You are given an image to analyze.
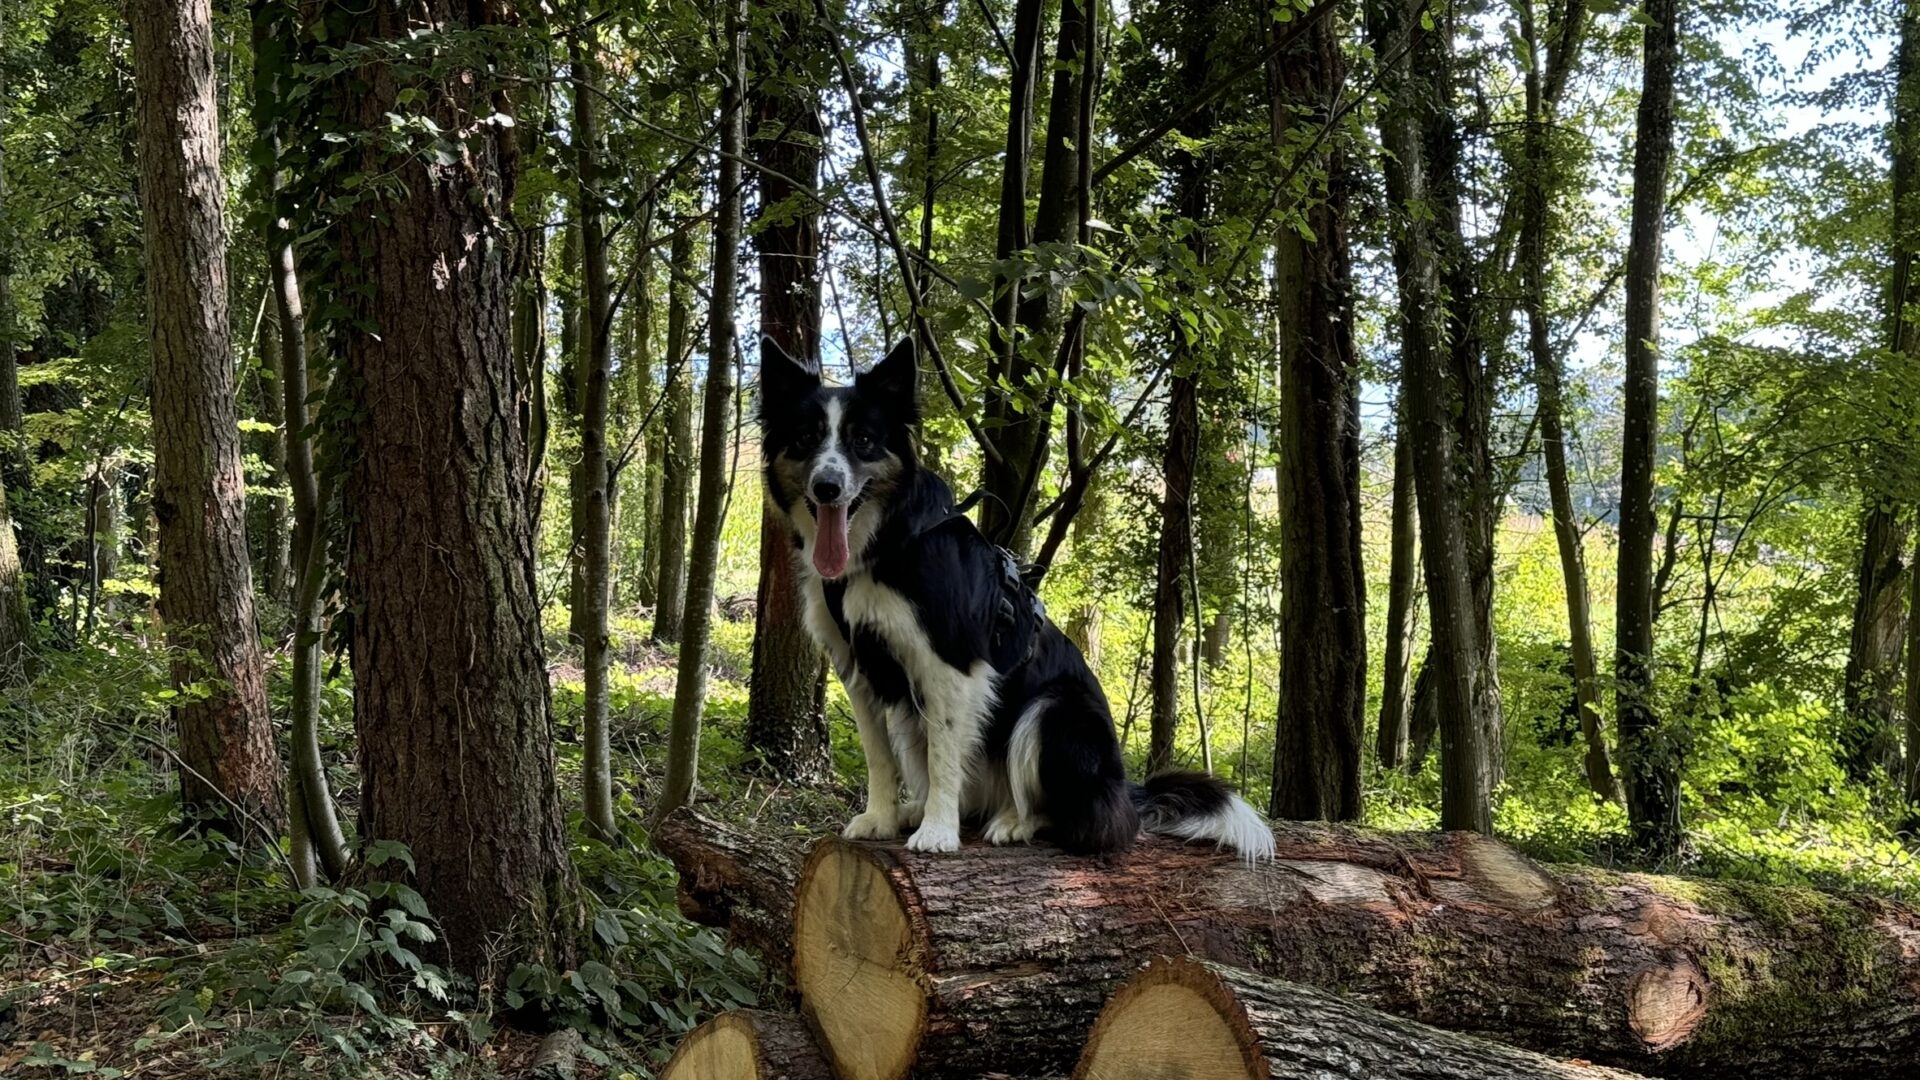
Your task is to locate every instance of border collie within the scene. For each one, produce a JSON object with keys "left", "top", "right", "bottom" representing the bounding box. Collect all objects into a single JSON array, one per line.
[{"left": 760, "top": 335, "right": 1274, "bottom": 859}]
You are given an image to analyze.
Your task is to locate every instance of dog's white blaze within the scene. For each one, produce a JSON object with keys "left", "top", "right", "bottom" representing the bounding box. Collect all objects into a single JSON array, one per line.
[
  {"left": 1147, "top": 793, "right": 1277, "bottom": 862},
  {"left": 811, "top": 397, "right": 851, "bottom": 495}
]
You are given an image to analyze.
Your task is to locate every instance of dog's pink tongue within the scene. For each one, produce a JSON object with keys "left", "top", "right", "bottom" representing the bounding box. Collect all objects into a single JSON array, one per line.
[{"left": 814, "top": 503, "right": 850, "bottom": 579}]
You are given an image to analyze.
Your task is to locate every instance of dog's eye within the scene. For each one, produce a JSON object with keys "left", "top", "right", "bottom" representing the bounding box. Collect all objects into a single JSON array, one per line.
[{"left": 851, "top": 432, "right": 877, "bottom": 455}]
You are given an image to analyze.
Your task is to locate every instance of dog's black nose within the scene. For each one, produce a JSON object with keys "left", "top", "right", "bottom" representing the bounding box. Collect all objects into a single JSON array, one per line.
[{"left": 811, "top": 477, "right": 843, "bottom": 504}]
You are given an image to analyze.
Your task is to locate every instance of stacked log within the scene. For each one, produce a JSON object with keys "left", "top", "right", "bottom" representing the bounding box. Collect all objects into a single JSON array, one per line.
[
  {"left": 1075, "top": 957, "right": 1643, "bottom": 1080},
  {"left": 654, "top": 809, "right": 1920, "bottom": 1079},
  {"left": 659, "top": 1010, "right": 834, "bottom": 1080}
]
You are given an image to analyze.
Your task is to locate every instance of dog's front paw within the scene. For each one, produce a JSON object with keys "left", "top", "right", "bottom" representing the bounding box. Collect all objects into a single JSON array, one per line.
[
  {"left": 897, "top": 799, "right": 925, "bottom": 829},
  {"left": 905, "top": 821, "right": 962, "bottom": 853},
  {"left": 983, "top": 810, "right": 1038, "bottom": 846},
  {"left": 842, "top": 809, "right": 900, "bottom": 841}
]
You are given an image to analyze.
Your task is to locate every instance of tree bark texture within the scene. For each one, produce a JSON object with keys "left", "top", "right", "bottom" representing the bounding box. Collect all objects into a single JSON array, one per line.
[
  {"left": 1147, "top": 17, "right": 1213, "bottom": 779},
  {"left": 248, "top": 308, "right": 291, "bottom": 606},
  {"left": 321, "top": 0, "right": 579, "bottom": 977},
  {"left": 652, "top": 809, "right": 812, "bottom": 967},
  {"left": 1369, "top": 0, "right": 1492, "bottom": 832},
  {"left": 1378, "top": 406, "right": 1419, "bottom": 770},
  {"left": 571, "top": 17, "right": 618, "bottom": 845},
  {"left": 652, "top": 220, "right": 695, "bottom": 644},
  {"left": 1520, "top": 0, "right": 1619, "bottom": 805},
  {"left": 746, "top": 0, "right": 830, "bottom": 783},
  {"left": 978, "top": 0, "right": 1048, "bottom": 553},
  {"left": 661, "top": 1009, "right": 835, "bottom": 1080},
  {"left": 758, "top": 826, "right": 1920, "bottom": 1080},
  {"left": 1269, "top": 10, "right": 1364, "bottom": 822},
  {"left": 132, "top": 0, "right": 282, "bottom": 833},
  {"left": 655, "top": 5, "right": 745, "bottom": 823},
  {"left": 1076, "top": 957, "right": 1646, "bottom": 1080},
  {"left": 1846, "top": 1, "right": 1920, "bottom": 783},
  {"left": 1616, "top": 0, "right": 1681, "bottom": 855}
]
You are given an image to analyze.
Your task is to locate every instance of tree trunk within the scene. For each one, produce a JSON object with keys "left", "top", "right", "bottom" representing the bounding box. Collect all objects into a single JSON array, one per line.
[
  {"left": 1521, "top": 0, "right": 1619, "bottom": 805},
  {"left": 0, "top": 45, "right": 29, "bottom": 678},
  {"left": 1846, "top": 2, "right": 1920, "bottom": 783},
  {"left": 1147, "top": 16, "right": 1213, "bottom": 779},
  {"left": 662, "top": 1010, "right": 835, "bottom": 1080},
  {"left": 764, "top": 826, "right": 1920, "bottom": 1080},
  {"left": 571, "top": 16, "right": 617, "bottom": 845},
  {"left": 1906, "top": 530, "right": 1920, "bottom": 816},
  {"left": 978, "top": 0, "right": 1048, "bottom": 552},
  {"left": 1370, "top": 0, "right": 1492, "bottom": 832},
  {"left": 1378, "top": 406, "right": 1419, "bottom": 770},
  {"left": 1616, "top": 0, "right": 1681, "bottom": 856},
  {"left": 320, "top": 0, "right": 580, "bottom": 978},
  {"left": 652, "top": 220, "right": 695, "bottom": 645},
  {"left": 253, "top": 0, "right": 347, "bottom": 881},
  {"left": 746, "top": 0, "right": 830, "bottom": 784},
  {"left": 132, "top": 0, "right": 282, "bottom": 835},
  {"left": 1269, "top": 9, "right": 1364, "bottom": 822},
  {"left": 249, "top": 306, "right": 291, "bottom": 606},
  {"left": 1077, "top": 957, "right": 1647, "bottom": 1080},
  {"left": 654, "top": 0, "right": 745, "bottom": 826}
]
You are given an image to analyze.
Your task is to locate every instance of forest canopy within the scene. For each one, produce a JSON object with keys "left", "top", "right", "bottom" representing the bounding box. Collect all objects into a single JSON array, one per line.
[{"left": 4, "top": 0, "right": 1920, "bottom": 1075}]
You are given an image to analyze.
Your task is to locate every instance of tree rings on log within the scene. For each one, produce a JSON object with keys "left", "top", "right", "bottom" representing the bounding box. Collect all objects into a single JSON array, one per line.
[
  {"left": 660, "top": 1010, "right": 835, "bottom": 1080},
  {"left": 1075, "top": 958, "right": 1648, "bottom": 1080}
]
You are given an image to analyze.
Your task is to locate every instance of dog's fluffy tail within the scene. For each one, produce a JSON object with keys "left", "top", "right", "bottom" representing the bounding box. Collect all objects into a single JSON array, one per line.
[{"left": 1131, "top": 772, "right": 1276, "bottom": 860}]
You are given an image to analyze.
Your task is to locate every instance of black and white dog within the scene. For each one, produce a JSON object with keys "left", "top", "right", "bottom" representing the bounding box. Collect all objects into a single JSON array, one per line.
[{"left": 760, "top": 336, "right": 1273, "bottom": 858}]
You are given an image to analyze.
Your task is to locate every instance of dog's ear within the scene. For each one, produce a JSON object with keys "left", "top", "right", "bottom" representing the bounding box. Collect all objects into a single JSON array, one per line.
[
  {"left": 759, "top": 335, "right": 819, "bottom": 424},
  {"left": 856, "top": 337, "right": 921, "bottom": 422}
]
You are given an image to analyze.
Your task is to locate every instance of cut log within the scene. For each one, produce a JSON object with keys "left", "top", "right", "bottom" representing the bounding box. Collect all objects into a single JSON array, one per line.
[
  {"left": 1076, "top": 957, "right": 1646, "bottom": 1080},
  {"left": 661, "top": 1010, "right": 834, "bottom": 1080},
  {"left": 652, "top": 808, "right": 814, "bottom": 971},
  {"left": 777, "top": 827, "right": 1920, "bottom": 1080}
]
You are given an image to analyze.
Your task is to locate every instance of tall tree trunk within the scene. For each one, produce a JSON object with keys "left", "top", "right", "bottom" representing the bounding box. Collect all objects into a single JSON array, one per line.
[
  {"left": 1845, "top": 1, "right": 1920, "bottom": 783},
  {"left": 652, "top": 221, "right": 696, "bottom": 644},
  {"left": 0, "top": 34, "right": 31, "bottom": 681},
  {"left": 978, "top": 0, "right": 1048, "bottom": 552},
  {"left": 0, "top": 25, "right": 40, "bottom": 634},
  {"left": 249, "top": 307, "right": 291, "bottom": 605},
  {"left": 1269, "top": 9, "right": 1364, "bottom": 821},
  {"left": 558, "top": 223, "right": 588, "bottom": 648},
  {"left": 132, "top": 0, "right": 282, "bottom": 835},
  {"left": 1616, "top": 0, "right": 1681, "bottom": 856},
  {"left": 1520, "top": 0, "right": 1619, "bottom": 804},
  {"left": 656, "top": 0, "right": 745, "bottom": 825},
  {"left": 1370, "top": 0, "right": 1492, "bottom": 833},
  {"left": 571, "top": 16, "right": 618, "bottom": 845},
  {"left": 1906, "top": 532, "right": 1920, "bottom": 818},
  {"left": 255, "top": 0, "right": 347, "bottom": 882},
  {"left": 320, "top": 0, "right": 580, "bottom": 976},
  {"left": 746, "top": 0, "right": 831, "bottom": 783},
  {"left": 1148, "top": 11, "right": 1212, "bottom": 778},
  {"left": 1377, "top": 406, "right": 1418, "bottom": 770}
]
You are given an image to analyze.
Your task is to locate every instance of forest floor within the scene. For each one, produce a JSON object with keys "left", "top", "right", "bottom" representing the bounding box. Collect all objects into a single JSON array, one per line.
[{"left": 0, "top": 613, "right": 857, "bottom": 1079}]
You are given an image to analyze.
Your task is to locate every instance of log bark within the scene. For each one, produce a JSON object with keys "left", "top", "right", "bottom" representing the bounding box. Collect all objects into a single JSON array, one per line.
[
  {"left": 1077, "top": 957, "right": 1645, "bottom": 1080},
  {"left": 662, "top": 1010, "right": 834, "bottom": 1080},
  {"left": 754, "top": 826, "right": 1920, "bottom": 1080},
  {"left": 652, "top": 808, "right": 812, "bottom": 969}
]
